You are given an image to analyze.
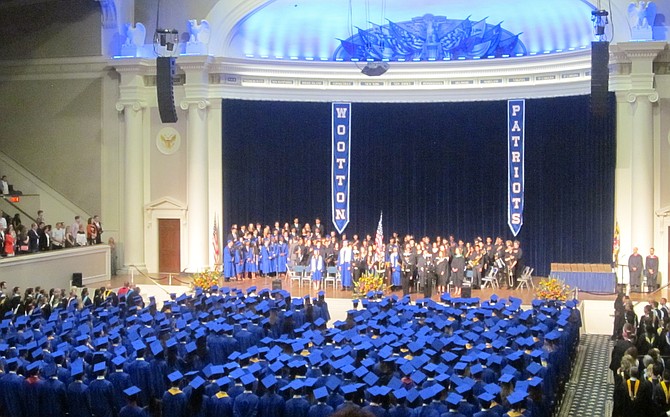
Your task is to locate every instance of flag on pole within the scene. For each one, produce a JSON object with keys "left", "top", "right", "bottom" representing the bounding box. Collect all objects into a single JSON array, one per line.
[
  {"left": 612, "top": 220, "right": 620, "bottom": 265},
  {"left": 375, "top": 212, "right": 384, "bottom": 259},
  {"left": 212, "top": 215, "right": 221, "bottom": 270}
]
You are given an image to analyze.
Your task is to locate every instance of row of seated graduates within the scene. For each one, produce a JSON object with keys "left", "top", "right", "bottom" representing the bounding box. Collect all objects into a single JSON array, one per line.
[{"left": 0, "top": 283, "right": 580, "bottom": 417}]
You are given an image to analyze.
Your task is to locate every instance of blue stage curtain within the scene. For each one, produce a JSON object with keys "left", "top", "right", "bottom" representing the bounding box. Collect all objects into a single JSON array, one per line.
[{"left": 222, "top": 95, "right": 615, "bottom": 276}]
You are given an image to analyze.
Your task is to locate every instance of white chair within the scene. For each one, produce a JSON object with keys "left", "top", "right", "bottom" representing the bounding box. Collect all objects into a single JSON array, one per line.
[
  {"left": 516, "top": 266, "right": 534, "bottom": 290},
  {"left": 324, "top": 266, "right": 337, "bottom": 289},
  {"left": 289, "top": 265, "right": 303, "bottom": 286},
  {"left": 481, "top": 267, "right": 499, "bottom": 288}
]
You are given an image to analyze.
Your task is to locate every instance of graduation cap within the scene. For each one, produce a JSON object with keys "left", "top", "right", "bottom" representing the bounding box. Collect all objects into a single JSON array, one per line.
[
  {"left": 71, "top": 360, "right": 85, "bottom": 377},
  {"left": 446, "top": 392, "right": 463, "bottom": 408},
  {"left": 190, "top": 376, "right": 206, "bottom": 389},
  {"left": 478, "top": 392, "right": 496, "bottom": 404},
  {"left": 124, "top": 386, "right": 142, "bottom": 397},
  {"left": 112, "top": 356, "right": 126, "bottom": 367},
  {"left": 313, "top": 386, "right": 329, "bottom": 401},
  {"left": 499, "top": 373, "right": 515, "bottom": 383},
  {"left": 261, "top": 374, "right": 277, "bottom": 389},
  {"left": 340, "top": 384, "right": 358, "bottom": 395},
  {"left": 241, "top": 372, "right": 256, "bottom": 387},
  {"left": 507, "top": 391, "right": 527, "bottom": 407},
  {"left": 363, "top": 371, "right": 380, "bottom": 386},
  {"left": 168, "top": 371, "right": 183, "bottom": 383},
  {"left": 131, "top": 340, "right": 146, "bottom": 353}
]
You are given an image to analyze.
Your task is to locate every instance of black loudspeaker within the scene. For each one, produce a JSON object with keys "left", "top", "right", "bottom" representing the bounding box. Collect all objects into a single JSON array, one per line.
[
  {"left": 272, "top": 279, "right": 282, "bottom": 290},
  {"left": 461, "top": 283, "right": 472, "bottom": 298},
  {"left": 591, "top": 41, "right": 610, "bottom": 115},
  {"left": 156, "top": 57, "right": 178, "bottom": 123},
  {"left": 72, "top": 273, "right": 83, "bottom": 287}
]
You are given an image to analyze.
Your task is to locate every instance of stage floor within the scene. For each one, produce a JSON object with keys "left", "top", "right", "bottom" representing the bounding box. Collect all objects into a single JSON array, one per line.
[{"left": 106, "top": 273, "right": 659, "bottom": 336}]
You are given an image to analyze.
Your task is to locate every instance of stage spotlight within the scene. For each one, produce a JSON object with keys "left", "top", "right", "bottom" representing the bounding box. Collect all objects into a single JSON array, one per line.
[
  {"left": 361, "top": 62, "right": 390, "bottom": 76},
  {"left": 154, "top": 28, "right": 180, "bottom": 57},
  {"left": 591, "top": 9, "right": 609, "bottom": 42}
]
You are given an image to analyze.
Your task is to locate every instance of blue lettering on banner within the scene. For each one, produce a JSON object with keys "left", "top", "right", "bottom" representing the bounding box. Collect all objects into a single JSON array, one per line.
[
  {"left": 332, "top": 102, "right": 351, "bottom": 234},
  {"left": 508, "top": 99, "right": 524, "bottom": 236}
]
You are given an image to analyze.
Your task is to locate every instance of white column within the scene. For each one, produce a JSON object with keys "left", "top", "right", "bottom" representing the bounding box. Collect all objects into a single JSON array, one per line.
[
  {"left": 116, "top": 100, "right": 146, "bottom": 270},
  {"left": 181, "top": 100, "right": 210, "bottom": 272},
  {"left": 628, "top": 92, "right": 658, "bottom": 251}
]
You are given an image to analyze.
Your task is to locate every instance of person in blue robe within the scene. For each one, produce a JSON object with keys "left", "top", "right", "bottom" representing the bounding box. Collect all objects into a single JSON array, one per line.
[
  {"left": 234, "top": 321, "right": 255, "bottom": 352},
  {"left": 186, "top": 377, "right": 209, "bottom": 417},
  {"left": 284, "top": 388, "right": 310, "bottom": 417},
  {"left": 40, "top": 367, "right": 69, "bottom": 417},
  {"left": 260, "top": 240, "right": 273, "bottom": 276},
  {"left": 127, "top": 345, "right": 153, "bottom": 407},
  {"left": 338, "top": 240, "right": 354, "bottom": 290},
  {"left": 0, "top": 358, "right": 25, "bottom": 417},
  {"left": 119, "top": 386, "right": 148, "bottom": 417},
  {"left": 232, "top": 374, "right": 260, "bottom": 417},
  {"left": 243, "top": 241, "right": 258, "bottom": 279},
  {"left": 89, "top": 364, "right": 117, "bottom": 417},
  {"left": 23, "top": 362, "right": 44, "bottom": 416},
  {"left": 308, "top": 386, "right": 334, "bottom": 417},
  {"left": 390, "top": 246, "right": 402, "bottom": 288},
  {"left": 310, "top": 249, "right": 326, "bottom": 291},
  {"left": 208, "top": 379, "right": 234, "bottom": 417},
  {"left": 259, "top": 375, "right": 285, "bottom": 417},
  {"left": 223, "top": 241, "right": 237, "bottom": 282},
  {"left": 109, "top": 356, "right": 133, "bottom": 411},
  {"left": 162, "top": 372, "right": 188, "bottom": 417},
  {"left": 67, "top": 366, "right": 93, "bottom": 417}
]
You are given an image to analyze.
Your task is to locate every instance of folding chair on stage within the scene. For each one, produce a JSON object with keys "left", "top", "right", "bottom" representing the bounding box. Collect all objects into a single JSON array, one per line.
[
  {"left": 324, "top": 266, "right": 338, "bottom": 289},
  {"left": 289, "top": 265, "right": 303, "bottom": 286},
  {"left": 301, "top": 267, "right": 312, "bottom": 287},
  {"left": 516, "top": 266, "right": 534, "bottom": 290},
  {"left": 481, "top": 267, "right": 500, "bottom": 288}
]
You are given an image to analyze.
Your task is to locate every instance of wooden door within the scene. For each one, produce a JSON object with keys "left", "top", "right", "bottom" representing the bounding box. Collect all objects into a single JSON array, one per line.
[{"left": 158, "top": 219, "right": 180, "bottom": 273}]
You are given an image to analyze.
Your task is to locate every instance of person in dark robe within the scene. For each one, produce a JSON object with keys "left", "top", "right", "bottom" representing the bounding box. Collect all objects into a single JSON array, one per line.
[
  {"left": 646, "top": 248, "right": 659, "bottom": 291},
  {"left": 612, "top": 291, "right": 626, "bottom": 341},
  {"left": 610, "top": 323, "right": 636, "bottom": 381},
  {"left": 629, "top": 247, "right": 644, "bottom": 292},
  {"left": 450, "top": 247, "right": 466, "bottom": 297},
  {"left": 284, "top": 380, "right": 310, "bottom": 417}
]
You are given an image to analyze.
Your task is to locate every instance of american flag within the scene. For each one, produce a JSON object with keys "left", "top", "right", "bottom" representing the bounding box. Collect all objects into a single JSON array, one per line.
[
  {"left": 612, "top": 220, "right": 620, "bottom": 265},
  {"left": 375, "top": 212, "right": 384, "bottom": 258},
  {"left": 212, "top": 216, "right": 221, "bottom": 270}
]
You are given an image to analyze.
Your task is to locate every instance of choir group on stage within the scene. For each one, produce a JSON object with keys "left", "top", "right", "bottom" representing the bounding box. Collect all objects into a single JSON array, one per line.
[
  {"left": 222, "top": 218, "right": 525, "bottom": 297},
  {"left": 0, "top": 277, "right": 581, "bottom": 417}
]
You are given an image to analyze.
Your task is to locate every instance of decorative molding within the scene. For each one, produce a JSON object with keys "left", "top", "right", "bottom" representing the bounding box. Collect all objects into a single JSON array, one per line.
[
  {"left": 180, "top": 100, "right": 210, "bottom": 111},
  {"left": 96, "top": 0, "right": 118, "bottom": 29},
  {"left": 115, "top": 100, "right": 147, "bottom": 112},
  {"left": 625, "top": 91, "right": 659, "bottom": 103}
]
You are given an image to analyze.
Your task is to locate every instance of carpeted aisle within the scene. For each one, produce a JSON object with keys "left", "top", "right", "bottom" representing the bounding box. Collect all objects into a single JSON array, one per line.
[{"left": 558, "top": 334, "right": 613, "bottom": 417}]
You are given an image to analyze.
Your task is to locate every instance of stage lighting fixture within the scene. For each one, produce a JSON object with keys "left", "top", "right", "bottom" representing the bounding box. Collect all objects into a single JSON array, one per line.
[
  {"left": 591, "top": 9, "right": 609, "bottom": 42},
  {"left": 154, "top": 28, "right": 180, "bottom": 57}
]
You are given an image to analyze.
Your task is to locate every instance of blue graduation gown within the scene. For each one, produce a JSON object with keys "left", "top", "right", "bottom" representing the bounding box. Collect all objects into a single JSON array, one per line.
[
  {"left": 388, "top": 405, "right": 413, "bottom": 417},
  {"left": 224, "top": 246, "right": 236, "bottom": 279},
  {"left": 390, "top": 253, "right": 401, "bottom": 286},
  {"left": 284, "top": 396, "right": 311, "bottom": 417},
  {"left": 119, "top": 404, "right": 148, "bottom": 417},
  {"left": 162, "top": 388, "right": 188, "bottom": 417},
  {"left": 338, "top": 247, "right": 353, "bottom": 287},
  {"left": 208, "top": 392, "right": 234, "bottom": 417},
  {"left": 260, "top": 246, "right": 273, "bottom": 274},
  {"left": 150, "top": 358, "right": 169, "bottom": 400},
  {"left": 39, "top": 377, "right": 69, "bottom": 417},
  {"left": 127, "top": 359, "right": 152, "bottom": 406},
  {"left": 362, "top": 404, "right": 388, "bottom": 417},
  {"left": 23, "top": 376, "right": 44, "bottom": 416},
  {"left": 308, "top": 402, "right": 334, "bottom": 417},
  {"left": 233, "top": 391, "right": 260, "bottom": 417},
  {"left": 259, "top": 392, "right": 285, "bottom": 417},
  {"left": 277, "top": 242, "right": 288, "bottom": 273},
  {"left": 89, "top": 377, "right": 117, "bottom": 417},
  {"left": 0, "top": 371, "right": 26, "bottom": 417},
  {"left": 67, "top": 381, "right": 93, "bottom": 417},
  {"left": 109, "top": 370, "right": 132, "bottom": 411}
]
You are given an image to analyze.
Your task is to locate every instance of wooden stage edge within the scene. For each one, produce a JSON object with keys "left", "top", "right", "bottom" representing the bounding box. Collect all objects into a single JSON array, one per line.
[{"left": 107, "top": 273, "right": 664, "bottom": 305}]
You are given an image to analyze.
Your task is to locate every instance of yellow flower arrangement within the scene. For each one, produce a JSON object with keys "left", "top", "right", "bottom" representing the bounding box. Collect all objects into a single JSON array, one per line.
[
  {"left": 535, "top": 277, "right": 571, "bottom": 301},
  {"left": 192, "top": 268, "right": 220, "bottom": 291},
  {"left": 354, "top": 271, "right": 387, "bottom": 298}
]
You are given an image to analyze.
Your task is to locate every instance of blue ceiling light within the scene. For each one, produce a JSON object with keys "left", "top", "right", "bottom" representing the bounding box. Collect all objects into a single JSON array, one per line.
[{"left": 226, "top": 0, "right": 597, "bottom": 62}]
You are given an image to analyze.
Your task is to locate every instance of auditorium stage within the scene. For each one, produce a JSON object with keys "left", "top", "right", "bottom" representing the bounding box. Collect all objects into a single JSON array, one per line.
[{"left": 100, "top": 272, "right": 661, "bottom": 337}]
